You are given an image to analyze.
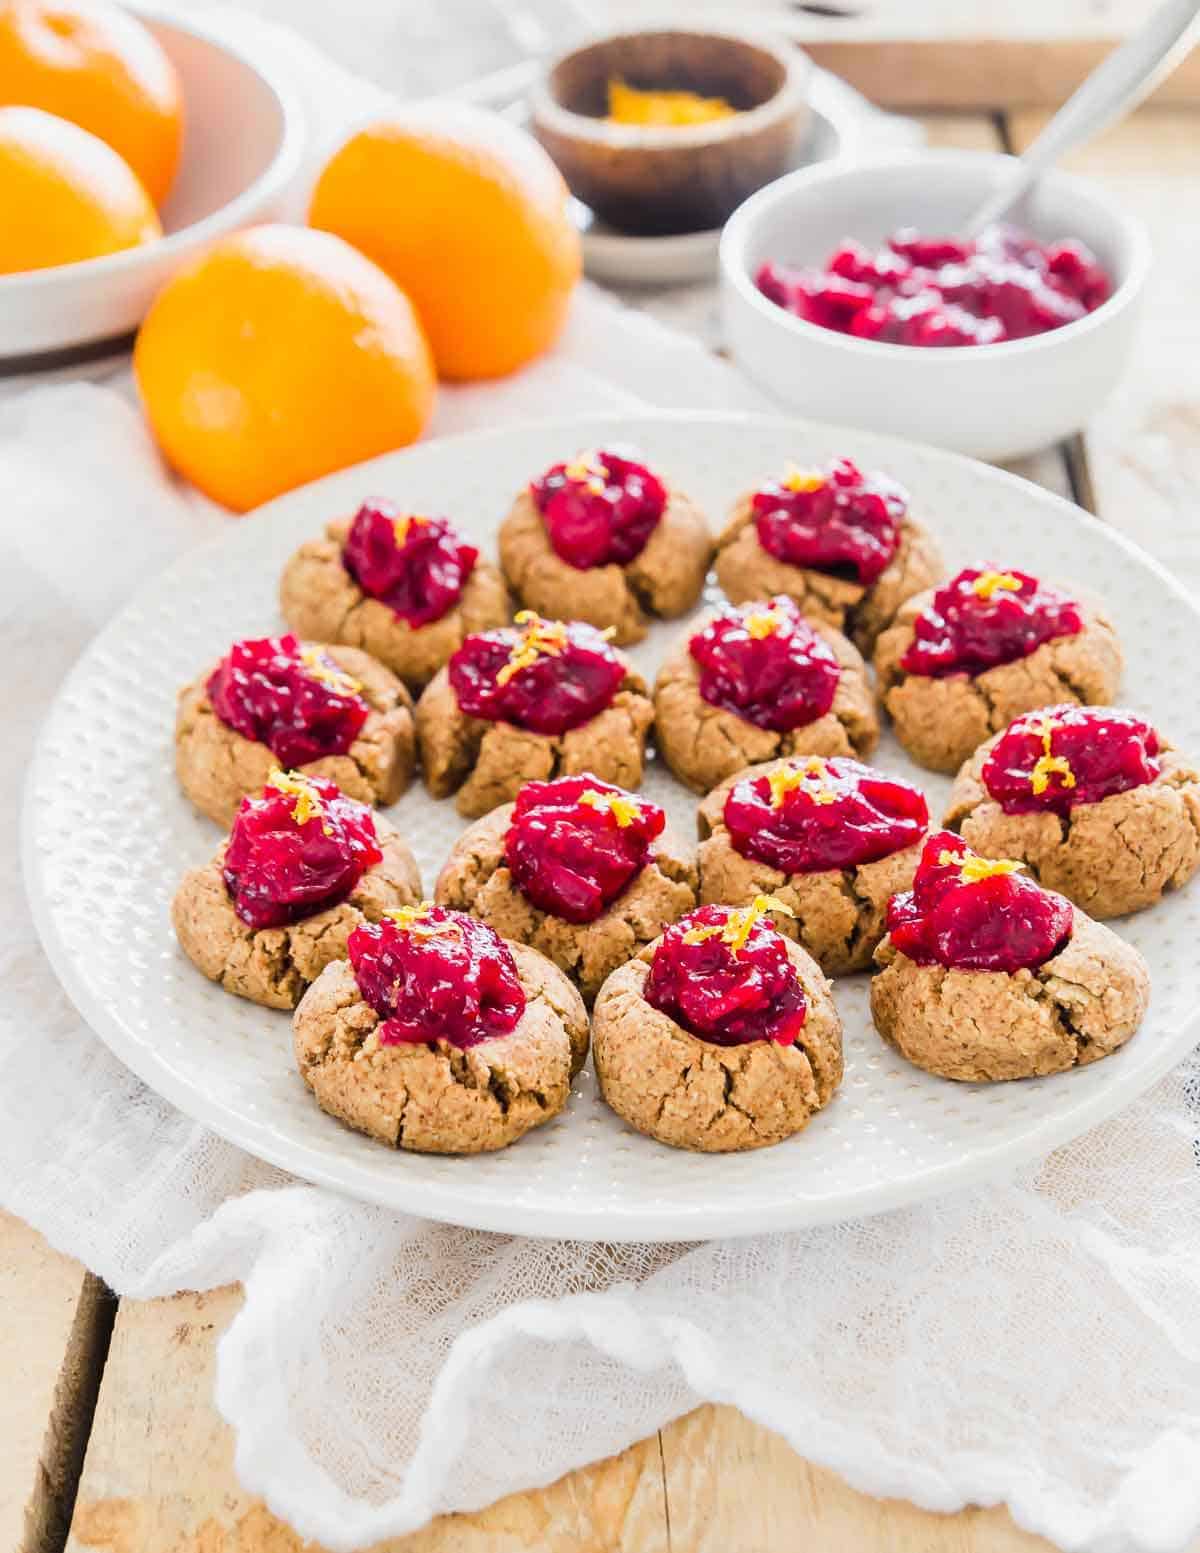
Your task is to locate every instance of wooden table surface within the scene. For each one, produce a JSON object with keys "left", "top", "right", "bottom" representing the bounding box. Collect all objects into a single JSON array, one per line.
[{"left": 5, "top": 26, "right": 1200, "bottom": 1553}]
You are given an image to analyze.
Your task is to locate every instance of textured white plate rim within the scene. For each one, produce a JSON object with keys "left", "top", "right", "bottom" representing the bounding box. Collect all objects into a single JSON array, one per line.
[{"left": 23, "top": 408, "right": 1200, "bottom": 1243}]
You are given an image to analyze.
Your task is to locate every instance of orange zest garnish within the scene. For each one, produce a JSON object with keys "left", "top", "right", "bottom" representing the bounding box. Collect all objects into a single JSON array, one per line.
[
  {"left": 606, "top": 78, "right": 736, "bottom": 127},
  {"left": 937, "top": 846, "right": 1024, "bottom": 885},
  {"left": 683, "top": 894, "right": 795, "bottom": 953},
  {"left": 766, "top": 756, "right": 839, "bottom": 808},
  {"left": 495, "top": 611, "right": 570, "bottom": 687},
  {"left": 780, "top": 462, "right": 825, "bottom": 495},
  {"left": 392, "top": 512, "right": 428, "bottom": 547},
  {"left": 266, "top": 768, "right": 325, "bottom": 828},
  {"left": 579, "top": 788, "right": 641, "bottom": 827},
  {"left": 971, "top": 570, "right": 1023, "bottom": 602},
  {"left": 383, "top": 901, "right": 458, "bottom": 941},
  {"left": 298, "top": 645, "right": 362, "bottom": 699},
  {"left": 564, "top": 450, "right": 609, "bottom": 496},
  {"left": 743, "top": 602, "right": 786, "bottom": 640},
  {"left": 1024, "top": 711, "right": 1077, "bottom": 797}
]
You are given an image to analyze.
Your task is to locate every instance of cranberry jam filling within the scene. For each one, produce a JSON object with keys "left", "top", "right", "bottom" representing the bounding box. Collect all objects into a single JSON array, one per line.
[
  {"left": 755, "top": 223, "right": 1111, "bottom": 347},
  {"left": 886, "top": 830, "right": 1072, "bottom": 972},
  {"left": 900, "top": 567, "right": 1084, "bottom": 678},
  {"left": 223, "top": 771, "right": 383, "bottom": 931},
  {"left": 724, "top": 756, "right": 928, "bottom": 875},
  {"left": 982, "top": 705, "right": 1161, "bottom": 817},
  {"left": 449, "top": 611, "right": 625, "bottom": 735},
  {"left": 505, "top": 775, "right": 666, "bottom": 924},
  {"left": 644, "top": 897, "right": 807, "bottom": 1047},
  {"left": 207, "top": 633, "right": 370, "bottom": 767},
  {"left": 341, "top": 500, "right": 478, "bottom": 628},
  {"left": 751, "top": 458, "right": 908, "bottom": 586},
  {"left": 347, "top": 904, "right": 526, "bottom": 1049},
  {"left": 531, "top": 448, "right": 667, "bottom": 570},
  {"left": 689, "top": 596, "right": 840, "bottom": 733}
]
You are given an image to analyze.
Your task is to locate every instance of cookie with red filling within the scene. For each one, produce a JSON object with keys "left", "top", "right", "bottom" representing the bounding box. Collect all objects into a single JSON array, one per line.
[
  {"left": 293, "top": 902, "right": 588, "bottom": 1154},
  {"left": 415, "top": 611, "right": 653, "bottom": 818},
  {"left": 944, "top": 705, "right": 1200, "bottom": 918},
  {"left": 653, "top": 596, "right": 878, "bottom": 794},
  {"left": 715, "top": 458, "right": 944, "bottom": 652},
  {"left": 176, "top": 633, "right": 416, "bottom": 825},
  {"left": 591, "top": 896, "right": 843, "bottom": 1152},
  {"left": 436, "top": 774, "right": 698, "bottom": 1002},
  {"left": 871, "top": 830, "right": 1150, "bottom": 1082},
  {"left": 172, "top": 771, "right": 422, "bottom": 1009},
  {"left": 499, "top": 448, "right": 713, "bottom": 645},
  {"left": 698, "top": 754, "right": 929, "bottom": 974},
  {"left": 279, "top": 500, "right": 510, "bottom": 692},
  {"left": 873, "top": 566, "right": 1122, "bottom": 773}
]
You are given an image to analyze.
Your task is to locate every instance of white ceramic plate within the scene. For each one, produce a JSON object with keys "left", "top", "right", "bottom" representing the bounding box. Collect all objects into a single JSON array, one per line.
[{"left": 24, "top": 412, "right": 1200, "bottom": 1242}]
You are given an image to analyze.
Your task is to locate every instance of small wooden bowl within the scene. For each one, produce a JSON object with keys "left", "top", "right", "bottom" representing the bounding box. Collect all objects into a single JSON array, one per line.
[{"left": 530, "top": 28, "right": 809, "bottom": 237}]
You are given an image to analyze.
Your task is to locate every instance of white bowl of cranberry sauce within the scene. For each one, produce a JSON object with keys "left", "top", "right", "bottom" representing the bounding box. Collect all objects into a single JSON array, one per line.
[{"left": 719, "top": 150, "right": 1150, "bottom": 461}]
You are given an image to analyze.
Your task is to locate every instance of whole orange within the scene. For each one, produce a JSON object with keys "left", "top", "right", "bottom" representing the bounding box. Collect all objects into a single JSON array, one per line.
[
  {"left": 309, "top": 105, "right": 581, "bottom": 382},
  {"left": 134, "top": 225, "right": 436, "bottom": 513},
  {"left": 0, "top": 0, "right": 182, "bottom": 205},
  {"left": 0, "top": 104, "right": 159, "bottom": 272}
]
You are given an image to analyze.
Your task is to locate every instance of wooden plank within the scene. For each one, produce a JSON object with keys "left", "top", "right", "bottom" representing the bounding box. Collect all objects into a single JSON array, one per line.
[
  {"left": 0, "top": 1211, "right": 112, "bottom": 1553},
  {"left": 1008, "top": 108, "right": 1200, "bottom": 589},
  {"left": 66, "top": 1286, "right": 669, "bottom": 1553},
  {"left": 660, "top": 1405, "right": 1066, "bottom": 1553}
]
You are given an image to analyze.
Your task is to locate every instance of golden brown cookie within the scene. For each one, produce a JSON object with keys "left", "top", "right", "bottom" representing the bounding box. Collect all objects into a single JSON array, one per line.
[
  {"left": 715, "top": 492, "right": 943, "bottom": 654},
  {"left": 279, "top": 515, "right": 510, "bottom": 693},
  {"left": 293, "top": 941, "right": 588, "bottom": 1154},
  {"left": 172, "top": 813, "right": 422, "bottom": 1010},
  {"left": 592, "top": 929, "right": 843, "bottom": 1153},
  {"left": 697, "top": 756, "right": 928, "bottom": 975},
  {"left": 436, "top": 798, "right": 698, "bottom": 1003},
  {"left": 945, "top": 720, "right": 1200, "bottom": 919},
  {"left": 871, "top": 912, "right": 1150, "bottom": 1082},
  {"left": 874, "top": 583, "right": 1122, "bottom": 775},
  {"left": 415, "top": 661, "right": 653, "bottom": 820},
  {"left": 176, "top": 643, "right": 415, "bottom": 826},
  {"left": 499, "top": 478, "right": 712, "bottom": 646},
  {"left": 653, "top": 608, "right": 878, "bottom": 795}
]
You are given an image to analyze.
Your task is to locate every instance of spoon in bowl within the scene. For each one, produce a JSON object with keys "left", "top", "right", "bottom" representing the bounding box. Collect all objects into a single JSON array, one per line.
[{"left": 966, "top": 0, "right": 1200, "bottom": 235}]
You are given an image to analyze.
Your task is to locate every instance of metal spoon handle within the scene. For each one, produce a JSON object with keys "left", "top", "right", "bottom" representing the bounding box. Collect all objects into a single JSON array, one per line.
[{"left": 966, "top": 0, "right": 1200, "bottom": 234}]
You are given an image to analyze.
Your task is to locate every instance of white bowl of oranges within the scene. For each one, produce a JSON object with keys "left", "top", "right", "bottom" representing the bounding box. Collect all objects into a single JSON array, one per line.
[{"left": 0, "top": 2, "right": 304, "bottom": 366}]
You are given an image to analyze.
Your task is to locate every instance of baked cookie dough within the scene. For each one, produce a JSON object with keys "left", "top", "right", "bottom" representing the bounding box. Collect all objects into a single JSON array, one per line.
[
  {"left": 176, "top": 634, "right": 415, "bottom": 826},
  {"left": 294, "top": 908, "right": 589, "bottom": 1154},
  {"left": 654, "top": 596, "right": 878, "bottom": 794},
  {"left": 592, "top": 898, "right": 843, "bottom": 1152},
  {"left": 279, "top": 503, "right": 510, "bottom": 693},
  {"left": 415, "top": 613, "right": 653, "bottom": 818},
  {"left": 870, "top": 830, "right": 1150, "bottom": 1081},
  {"left": 499, "top": 449, "right": 713, "bottom": 645},
  {"left": 874, "top": 567, "right": 1122, "bottom": 774},
  {"left": 715, "top": 458, "right": 943, "bottom": 652},
  {"left": 173, "top": 778, "right": 422, "bottom": 1010},
  {"left": 436, "top": 776, "right": 698, "bottom": 1002},
  {"left": 698, "top": 755, "right": 928, "bottom": 975},
  {"left": 945, "top": 705, "right": 1200, "bottom": 919}
]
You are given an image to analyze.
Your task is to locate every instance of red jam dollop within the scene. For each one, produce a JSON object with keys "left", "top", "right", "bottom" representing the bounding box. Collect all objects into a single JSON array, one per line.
[
  {"left": 751, "top": 458, "right": 908, "bottom": 586},
  {"left": 222, "top": 771, "right": 383, "bottom": 931},
  {"left": 644, "top": 897, "right": 807, "bottom": 1047},
  {"left": 689, "top": 596, "right": 840, "bottom": 732},
  {"left": 982, "top": 705, "right": 1161, "bottom": 816},
  {"left": 347, "top": 904, "right": 526, "bottom": 1049},
  {"left": 755, "top": 223, "right": 1111, "bottom": 347},
  {"left": 724, "top": 756, "right": 928, "bottom": 875},
  {"left": 207, "top": 633, "right": 370, "bottom": 767},
  {"left": 531, "top": 448, "right": 667, "bottom": 570},
  {"left": 886, "top": 830, "right": 1072, "bottom": 972},
  {"left": 505, "top": 775, "right": 666, "bottom": 924},
  {"left": 900, "top": 567, "right": 1084, "bottom": 678},
  {"left": 341, "top": 501, "right": 478, "bottom": 627},
  {"left": 449, "top": 611, "right": 625, "bottom": 735}
]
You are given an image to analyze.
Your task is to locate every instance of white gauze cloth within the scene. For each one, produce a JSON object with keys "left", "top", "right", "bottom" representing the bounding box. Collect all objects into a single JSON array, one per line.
[{"left": 2, "top": 12, "right": 1200, "bottom": 1553}]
